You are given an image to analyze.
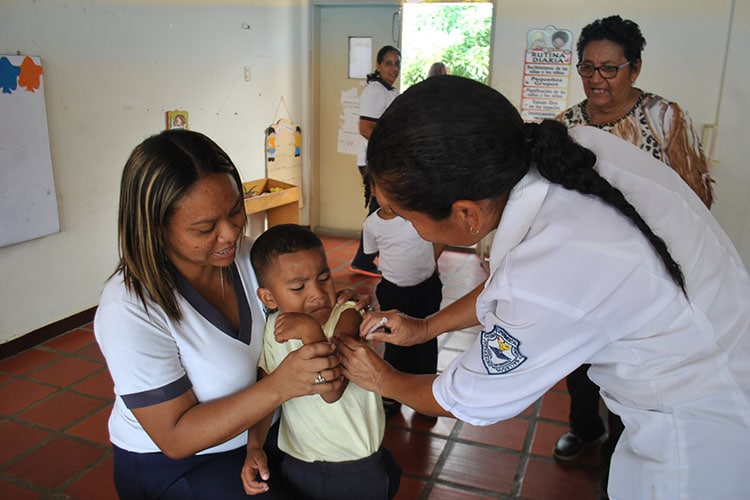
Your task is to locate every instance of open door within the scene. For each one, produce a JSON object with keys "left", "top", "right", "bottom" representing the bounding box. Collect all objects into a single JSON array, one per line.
[{"left": 312, "top": 4, "right": 401, "bottom": 236}]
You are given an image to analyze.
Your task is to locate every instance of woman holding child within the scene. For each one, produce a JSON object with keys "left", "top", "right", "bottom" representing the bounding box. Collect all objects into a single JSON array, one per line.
[{"left": 94, "top": 130, "right": 362, "bottom": 499}]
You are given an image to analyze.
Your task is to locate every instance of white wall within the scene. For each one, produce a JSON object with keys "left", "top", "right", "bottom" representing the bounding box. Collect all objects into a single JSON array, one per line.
[
  {"left": 491, "top": 0, "right": 730, "bottom": 126},
  {"left": 0, "top": 0, "right": 305, "bottom": 344},
  {"left": 490, "top": 0, "right": 749, "bottom": 268},
  {"left": 711, "top": 0, "right": 750, "bottom": 263},
  {"left": 1, "top": 0, "right": 748, "bottom": 346}
]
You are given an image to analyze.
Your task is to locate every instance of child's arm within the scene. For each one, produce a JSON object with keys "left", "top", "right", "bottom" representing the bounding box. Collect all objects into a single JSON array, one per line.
[
  {"left": 241, "top": 369, "right": 275, "bottom": 496},
  {"left": 325, "top": 307, "right": 364, "bottom": 403},
  {"left": 274, "top": 312, "right": 327, "bottom": 345},
  {"left": 274, "top": 312, "right": 343, "bottom": 403}
]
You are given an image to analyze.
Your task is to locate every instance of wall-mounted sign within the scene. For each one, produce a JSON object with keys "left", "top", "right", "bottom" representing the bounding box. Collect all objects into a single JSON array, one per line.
[
  {"left": 520, "top": 25, "right": 574, "bottom": 123},
  {"left": 166, "top": 110, "right": 189, "bottom": 130},
  {"left": 0, "top": 55, "right": 59, "bottom": 248}
]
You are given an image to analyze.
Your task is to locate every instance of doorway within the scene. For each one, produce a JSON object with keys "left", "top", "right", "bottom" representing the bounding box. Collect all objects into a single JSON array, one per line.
[
  {"left": 312, "top": 4, "right": 400, "bottom": 236},
  {"left": 311, "top": 2, "right": 493, "bottom": 237},
  {"left": 401, "top": 2, "right": 494, "bottom": 92}
]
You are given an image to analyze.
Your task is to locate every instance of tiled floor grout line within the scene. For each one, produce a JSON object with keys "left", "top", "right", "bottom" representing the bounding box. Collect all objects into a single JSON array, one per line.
[
  {"left": 511, "top": 399, "right": 542, "bottom": 497},
  {"left": 1, "top": 338, "right": 115, "bottom": 497},
  {"left": 56, "top": 449, "right": 113, "bottom": 496},
  {"left": 0, "top": 416, "right": 112, "bottom": 498}
]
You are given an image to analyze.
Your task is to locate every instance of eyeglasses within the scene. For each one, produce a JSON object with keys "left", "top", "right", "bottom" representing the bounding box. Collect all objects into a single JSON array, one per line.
[{"left": 576, "top": 61, "right": 631, "bottom": 79}]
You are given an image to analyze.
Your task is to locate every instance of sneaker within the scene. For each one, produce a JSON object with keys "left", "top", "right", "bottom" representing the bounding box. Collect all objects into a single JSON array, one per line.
[
  {"left": 349, "top": 263, "right": 382, "bottom": 278},
  {"left": 553, "top": 431, "right": 607, "bottom": 461}
]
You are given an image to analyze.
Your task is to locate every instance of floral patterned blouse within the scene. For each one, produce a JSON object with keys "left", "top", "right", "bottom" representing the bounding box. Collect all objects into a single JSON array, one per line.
[{"left": 556, "top": 91, "right": 713, "bottom": 207}]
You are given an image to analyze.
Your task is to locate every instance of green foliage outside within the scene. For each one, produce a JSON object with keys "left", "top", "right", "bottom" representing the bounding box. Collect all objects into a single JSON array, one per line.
[{"left": 401, "top": 3, "right": 492, "bottom": 91}]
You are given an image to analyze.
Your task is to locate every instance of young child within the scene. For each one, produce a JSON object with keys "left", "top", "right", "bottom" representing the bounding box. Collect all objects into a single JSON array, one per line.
[
  {"left": 248, "top": 224, "right": 401, "bottom": 500},
  {"left": 362, "top": 205, "right": 444, "bottom": 418}
]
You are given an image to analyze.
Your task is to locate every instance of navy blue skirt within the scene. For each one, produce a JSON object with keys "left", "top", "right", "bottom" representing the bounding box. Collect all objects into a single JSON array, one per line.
[{"left": 112, "top": 422, "right": 290, "bottom": 499}]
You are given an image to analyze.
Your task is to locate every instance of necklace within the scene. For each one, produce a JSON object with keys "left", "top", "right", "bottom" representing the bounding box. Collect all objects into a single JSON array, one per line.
[{"left": 582, "top": 90, "right": 645, "bottom": 128}]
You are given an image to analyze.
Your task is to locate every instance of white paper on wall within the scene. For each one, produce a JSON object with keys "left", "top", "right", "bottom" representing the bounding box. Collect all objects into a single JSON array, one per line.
[{"left": 0, "top": 55, "right": 59, "bottom": 248}]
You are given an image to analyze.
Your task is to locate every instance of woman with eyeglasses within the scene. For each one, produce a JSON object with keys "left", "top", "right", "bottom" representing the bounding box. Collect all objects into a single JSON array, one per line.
[
  {"left": 558, "top": 15, "right": 712, "bottom": 206},
  {"left": 553, "top": 15, "right": 714, "bottom": 488}
]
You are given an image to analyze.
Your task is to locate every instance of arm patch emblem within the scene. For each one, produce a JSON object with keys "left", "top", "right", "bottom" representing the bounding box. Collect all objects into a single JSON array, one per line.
[{"left": 481, "top": 325, "right": 527, "bottom": 374}]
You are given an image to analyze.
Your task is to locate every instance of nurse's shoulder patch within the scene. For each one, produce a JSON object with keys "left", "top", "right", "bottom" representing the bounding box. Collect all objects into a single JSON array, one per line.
[{"left": 481, "top": 325, "right": 527, "bottom": 374}]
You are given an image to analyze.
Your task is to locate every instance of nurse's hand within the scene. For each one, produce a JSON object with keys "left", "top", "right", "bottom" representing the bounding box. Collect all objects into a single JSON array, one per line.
[
  {"left": 332, "top": 334, "right": 394, "bottom": 394},
  {"left": 336, "top": 287, "right": 373, "bottom": 312},
  {"left": 360, "top": 310, "right": 430, "bottom": 346}
]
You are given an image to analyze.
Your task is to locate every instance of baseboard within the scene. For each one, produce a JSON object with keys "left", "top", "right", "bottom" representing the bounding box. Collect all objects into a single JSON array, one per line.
[
  {"left": 313, "top": 226, "right": 361, "bottom": 240},
  {"left": 0, "top": 307, "right": 97, "bottom": 361},
  {"left": 313, "top": 226, "right": 478, "bottom": 255}
]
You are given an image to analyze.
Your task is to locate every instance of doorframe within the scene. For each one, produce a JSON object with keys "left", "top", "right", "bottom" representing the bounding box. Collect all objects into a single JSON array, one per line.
[{"left": 308, "top": 1, "right": 402, "bottom": 237}]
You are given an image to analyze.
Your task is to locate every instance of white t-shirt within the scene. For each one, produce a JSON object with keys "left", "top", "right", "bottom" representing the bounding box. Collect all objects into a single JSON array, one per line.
[
  {"left": 357, "top": 79, "right": 399, "bottom": 166},
  {"left": 363, "top": 210, "right": 435, "bottom": 286},
  {"left": 94, "top": 238, "right": 266, "bottom": 454},
  {"left": 433, "top": 126, "right": 750, "bottom": 499}
]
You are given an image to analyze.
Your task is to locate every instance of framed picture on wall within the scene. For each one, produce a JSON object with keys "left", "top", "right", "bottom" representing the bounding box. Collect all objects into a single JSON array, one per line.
[{"left": 166, "top": 110, "right": 189, "bottom": 130}]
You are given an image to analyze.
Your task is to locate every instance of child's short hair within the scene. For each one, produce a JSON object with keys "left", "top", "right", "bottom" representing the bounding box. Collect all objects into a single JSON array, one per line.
[{"left": 250, "top": 224, "right": 325, "bottom": 286}]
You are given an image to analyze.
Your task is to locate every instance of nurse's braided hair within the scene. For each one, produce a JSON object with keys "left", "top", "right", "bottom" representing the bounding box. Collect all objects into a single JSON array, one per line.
[{"left": 367, "top": 75, "right": 686, "bottom": 294}]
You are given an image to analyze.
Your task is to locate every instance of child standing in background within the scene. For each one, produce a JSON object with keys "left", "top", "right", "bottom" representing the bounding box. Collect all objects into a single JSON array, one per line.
[
  {"left": 362, "top": 205, "right": 444, "bottom": 418},
  {"left": 248, "top": 224, "right": 401, "bottom": 500}
]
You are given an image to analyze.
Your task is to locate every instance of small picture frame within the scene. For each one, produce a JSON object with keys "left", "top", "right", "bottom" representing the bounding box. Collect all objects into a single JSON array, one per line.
[{"left": 166, "top": 110, "right": 189, "bottom": 130}]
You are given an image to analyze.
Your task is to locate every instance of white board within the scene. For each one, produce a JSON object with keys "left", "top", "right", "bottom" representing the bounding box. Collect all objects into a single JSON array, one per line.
[{"left": 0, "top": 55, "right": 59, "bottom": 248}]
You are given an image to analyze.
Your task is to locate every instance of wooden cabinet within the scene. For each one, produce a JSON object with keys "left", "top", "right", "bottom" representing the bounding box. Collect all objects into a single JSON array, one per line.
[{"left": 243, "top": 178, "right": 300, "bottom": 234}]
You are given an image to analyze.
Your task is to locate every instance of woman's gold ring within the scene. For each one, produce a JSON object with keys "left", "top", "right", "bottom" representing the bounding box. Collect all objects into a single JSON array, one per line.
[{"left": 315, "top": 372, "right": 326, "bottom": 385}]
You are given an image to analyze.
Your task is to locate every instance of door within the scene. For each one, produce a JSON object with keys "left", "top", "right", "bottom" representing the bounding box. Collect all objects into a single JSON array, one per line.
[{"left": 312, "top": 4, "right": 400, "bottom": 235}]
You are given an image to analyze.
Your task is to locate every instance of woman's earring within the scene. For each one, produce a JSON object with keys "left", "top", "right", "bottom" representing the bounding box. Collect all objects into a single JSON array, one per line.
[{"left": 470, "top": 227, "right": 479, "bottom": 235}]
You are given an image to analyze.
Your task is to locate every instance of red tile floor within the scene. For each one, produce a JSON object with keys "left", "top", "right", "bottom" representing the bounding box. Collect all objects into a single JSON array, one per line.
[{"left": 0, "top": 236, "right": 603, "bottom": 499}]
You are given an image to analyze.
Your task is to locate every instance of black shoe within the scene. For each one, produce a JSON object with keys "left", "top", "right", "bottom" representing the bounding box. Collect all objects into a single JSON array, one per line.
[{"left": 553, "top": 431, "right": 606, "bottom": 461}]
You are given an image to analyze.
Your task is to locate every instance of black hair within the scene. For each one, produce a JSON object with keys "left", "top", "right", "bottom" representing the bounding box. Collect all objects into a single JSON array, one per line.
[
  {"left": 367, "top": 75, "right": 686, "bottom": 294},
  {"left": 117, "top": 129, "right": 244, "bottom": 320},
  {"left": 577, "top": 15, "right": 646, "bottom": 64},
  {"left": 366, "top": 45, "right": 401, "bottom": 83},
  {"left": 552, "top": 31, "right": 569, "bottom": 44},
  {"left": 250, "top": 224, "right": 324, "bottom": 287}
]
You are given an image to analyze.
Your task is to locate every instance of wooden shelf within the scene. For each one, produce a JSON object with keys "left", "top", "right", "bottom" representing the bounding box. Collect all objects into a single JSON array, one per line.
[{"left": 243, "top": 178, "right": 300, "bottom": 227}]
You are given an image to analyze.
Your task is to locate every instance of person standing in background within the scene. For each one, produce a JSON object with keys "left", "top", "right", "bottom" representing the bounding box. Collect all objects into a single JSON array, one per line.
[
  {"left": 349, "top": 45, "right": 401, "bottom": 278},
  {"left": 427, "top": 62, "right": 449, "bottom": 78},
  {"left": 362, "top": 201, "right": 444, "bottom": 419},
  {"left": 553, "top": 15, "right": 714, "bottom": 494}
]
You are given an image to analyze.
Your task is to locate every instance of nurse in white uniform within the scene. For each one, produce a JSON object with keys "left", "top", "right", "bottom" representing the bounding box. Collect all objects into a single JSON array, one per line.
[{"left": 335, "top": 76, "right": 750, "bottom": 500}]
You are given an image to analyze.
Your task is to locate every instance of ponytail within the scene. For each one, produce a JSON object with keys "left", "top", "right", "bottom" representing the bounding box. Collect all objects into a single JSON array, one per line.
[{"left": 526, "top": 120, "right": 687, "bottom": 295}]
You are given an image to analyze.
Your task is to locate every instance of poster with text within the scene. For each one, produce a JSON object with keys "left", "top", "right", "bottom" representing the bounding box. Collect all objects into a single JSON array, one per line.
[
  {"left": 520, "top": 26, "right": 574, "bottom": 122},
  {"left": 337, "top": 86, "right": 362, "bottom": 156}
]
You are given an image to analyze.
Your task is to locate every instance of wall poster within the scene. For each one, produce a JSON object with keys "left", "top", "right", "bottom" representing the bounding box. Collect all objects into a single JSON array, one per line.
[
  {"left": 520, "top": 26, "right": 574, "bottom": 123},
  {"left": 0, "top": 55, "right": 59, "bottom": 248},
  {"left": 265, "top": 117, "right": 303, "bottom": 207}
]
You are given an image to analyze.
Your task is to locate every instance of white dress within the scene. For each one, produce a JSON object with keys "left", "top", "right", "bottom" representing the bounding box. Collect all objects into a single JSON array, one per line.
[{"left": 433, "top": 126, "right": 750, "bottom": 499}]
